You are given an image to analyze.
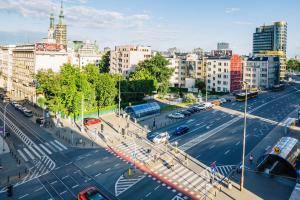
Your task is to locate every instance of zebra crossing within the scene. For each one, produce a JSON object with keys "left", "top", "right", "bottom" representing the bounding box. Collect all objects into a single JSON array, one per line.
[
  {"left": 17, "top": 140, "right": 68, "bottom": 162},
  {"left": 116, "top": 141, "right": 153, "bottom": 164}
]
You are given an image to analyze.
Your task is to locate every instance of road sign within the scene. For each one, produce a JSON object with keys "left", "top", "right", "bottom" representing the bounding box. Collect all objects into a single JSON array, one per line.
[{"left": 274, "top": 146, "right": 281, "bottom": 154}]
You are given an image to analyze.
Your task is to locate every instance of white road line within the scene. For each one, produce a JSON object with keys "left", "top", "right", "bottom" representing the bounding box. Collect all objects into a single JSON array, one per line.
[
  {"left": 105, "top": 168, "right": 111, "bottom": 172},
  {"left": 154, "top": 185, "right": 160, "bottom": 190},
  {"left": 18, "top": 194, "right": 29, "bottom": 199},
  {"left": 114, "top": 163, "right": 120, "bottom": 167},
  {"left": 235, "top": 141, "right": 240, "bottom": 146},
  {"left": 39, "top": 144, "right": 52, "bottom": 155},
  {"left": 61, "top": 175, "right": 69, "bottom": 180},
  {"left": 45, "top": 142, "right": 57, "bottom": 152},
  {"left": 60, "top": 190, "right": 67, "bottom": 195},
  {"left": 145, "top": 192, "right": 152, "bottom": 197},
  {"left": 224, "top": 150, "right": 230, "bottom": 155},
  {"left": 95, "top": 172, "right": 102, "bottom": 177},
  {"left": 209, "top": 145, "right": 215, "bottom": 149},
  {"left": 54, "top": 140, "right": 68, "bottom": 150},
  {"left": 23, "top": 147, "right": 35, "bottom": 160},
  {"left": 17, "top": 149, "right": 28, "bottom": 162},
  {"left": 72, "top": 184, "right": 79, "bottom": 189},
  {"left": 34, "top": 187, "right": 43, "bottom": 192},
  {"left": 50, "top": 181, "right": 57, "bottom": 185},
  {"left": 84, "top": 164, "right": 92, "bottom": 169},
  {"left": 28, "top": 145, "right": 41, "bottom": 159},
  {"left": 33, "top": 145, "right": 45, "bottom": 156},
  {"left": 50, "top": 141, "right": 63, "bottom": 151}
]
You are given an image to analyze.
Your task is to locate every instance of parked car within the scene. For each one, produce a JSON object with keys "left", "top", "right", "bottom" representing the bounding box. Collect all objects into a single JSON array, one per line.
[
  {"left": 78, "top": 186, "right": 109, "bottom": 200},
  {"left": 15, "top": 104, "right": 23, "bottom": 111},
  {"left": 219, "top": 98, "right": 227, "bottom": 103},
  {"left": 83, "top": 118, "right": 101, "bottom": 126},
  {"left": 153, "top": 132, "right": 170, "bottom": 144},
  {"left": 225, "top": 98, "right": 232, "bottom": 102},
  {"left": 191, "top": 106, "right": 202, "bottom": 112},
  {"left": 179, "top": 110, "right": 192, "bottom": 116},
  {"left": 36, "top": 117, "right": 45, "bottom": 124},
  {"left": 186, "top": 108, "right": 196, "bottom": 113},
  {"left": 167, "top": 112, "right": 185, "bottom": 119},
  {"left": 194, "top": 104, "right": 206, "bottom": 110},
  {"left": 174, "top": 125, "right": 189, "bottom": 135},
  {"left": 11, "top": 101, "right": 17, "bottom": 107},
  {"left": 23, "top": 109, "right": 33, "bottom": 117},
  {"left": 203, "top": 102, "right": 213, "bottom": 109}
]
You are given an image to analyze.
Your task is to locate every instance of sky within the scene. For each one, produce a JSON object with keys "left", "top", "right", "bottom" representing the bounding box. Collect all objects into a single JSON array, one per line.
[{"left": 0, "top": 0, "right": 299, "bottom": 57}]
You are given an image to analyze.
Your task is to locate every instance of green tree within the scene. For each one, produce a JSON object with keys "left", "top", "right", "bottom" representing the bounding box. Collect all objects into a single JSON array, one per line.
[
  {"left": 129, "top": 68, "right": 158, "bottom": 93},
  {"left": 195, "top": 79, "right": 206, "bottom": 91},
  {"left": 184, "top": 93, "right": 197, "bottom": 103},
  {"left": 99, "top": 51, "right": 110, "bottom": 73},
  {"left": 287, "top": 59, "right": 300, "bottom": 72},
  {"left": 136, "top": 53, "right": 173, "bottom": 95}
]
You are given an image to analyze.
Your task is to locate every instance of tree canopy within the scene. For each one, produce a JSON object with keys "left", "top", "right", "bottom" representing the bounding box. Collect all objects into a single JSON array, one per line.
[
  {"left": 287, "top": 59, "right": 300, "bottom": 72},
  {"left": 99, "top": 51, "right": 110, "bottom": 73}
]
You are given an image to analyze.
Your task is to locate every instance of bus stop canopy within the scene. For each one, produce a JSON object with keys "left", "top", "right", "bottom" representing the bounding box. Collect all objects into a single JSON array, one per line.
[
  {"left": 125, "top": 102, "right": 160, "bottom": 119},
  {"left": 257, "top": 137, "right": 300, "bottom": 178}
]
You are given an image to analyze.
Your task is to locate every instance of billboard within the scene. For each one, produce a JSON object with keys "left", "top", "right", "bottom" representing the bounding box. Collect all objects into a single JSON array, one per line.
[{"left": 35, "top": 43, "right": 66, "bottom": 52}]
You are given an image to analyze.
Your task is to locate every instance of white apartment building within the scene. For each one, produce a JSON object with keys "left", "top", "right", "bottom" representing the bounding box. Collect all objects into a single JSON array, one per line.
[
  {"left": 206, "top": 58, "right": 231, "bottom": 92},
  {"left": 243, "top": 56, "right": 280, "bottom": 89},
  {"left": 70, "top": 40, "right": 102, "bottom": 68},
  {"left": 0, "top": 45, "right": 15, "bottom": 93},
  {"left": 9, "top": 43, "right": 69, "bottom": 102},
  {"left": 110, "top": 45, "right": 151, "bottom": 76}
]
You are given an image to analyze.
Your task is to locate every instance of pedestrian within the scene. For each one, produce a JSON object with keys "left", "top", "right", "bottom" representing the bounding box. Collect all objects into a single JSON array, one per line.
[{"left": 249, "top": 154, "right": 254, "bottom": 164}]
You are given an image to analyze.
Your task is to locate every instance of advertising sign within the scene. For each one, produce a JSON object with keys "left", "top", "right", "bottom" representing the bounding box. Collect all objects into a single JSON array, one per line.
[{"left": 35, "top": 43, "right": 65, "bottom": 52}]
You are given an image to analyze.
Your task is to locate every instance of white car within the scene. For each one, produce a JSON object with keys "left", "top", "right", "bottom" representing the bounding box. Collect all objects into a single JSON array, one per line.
[
  {"left": 168, "top": 112, "right": 185, "bottom": 119},
  {"left": 219, "top": 98, "right": 227, "bottom": 103},
  {"left": 203, "top": 102, "right": 213, "bottom": 109},
  {"left": 194, "top": 104, "right": 206, "bottom": 110},
  {"left": 153, "top": 132, "right": 170, "bottom": 144}
]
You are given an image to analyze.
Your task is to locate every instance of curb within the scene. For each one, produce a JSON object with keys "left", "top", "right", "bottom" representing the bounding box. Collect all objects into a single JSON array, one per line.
[{"left": 108, "top": 145, "right": 203, "bottom": 200}]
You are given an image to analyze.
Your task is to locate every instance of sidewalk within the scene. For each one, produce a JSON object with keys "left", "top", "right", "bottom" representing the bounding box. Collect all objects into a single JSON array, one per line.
[{"left": 0, "top": 136, "right": 9, "bottom": 155}]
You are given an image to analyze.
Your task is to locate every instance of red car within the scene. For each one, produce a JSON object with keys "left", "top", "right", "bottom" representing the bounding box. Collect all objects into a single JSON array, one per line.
[
  {"left": 78, "top": 186, "right": 108, "bottom": 200},
  {"left": 83, "top": 118, "right": 101, "bottom": 126}
]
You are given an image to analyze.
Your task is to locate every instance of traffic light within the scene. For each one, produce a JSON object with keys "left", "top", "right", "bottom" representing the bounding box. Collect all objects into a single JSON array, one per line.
[{"left": 7, "top": 184, "right": 13, "bottom": 197}]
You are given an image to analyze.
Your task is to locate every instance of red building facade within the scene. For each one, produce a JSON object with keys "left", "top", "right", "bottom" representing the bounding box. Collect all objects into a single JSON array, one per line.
[{"left": 230, "top": 54, "right": 242, "bottom": 92}]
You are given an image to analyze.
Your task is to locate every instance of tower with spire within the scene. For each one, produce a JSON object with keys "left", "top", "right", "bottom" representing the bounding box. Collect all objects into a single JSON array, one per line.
[
  {"left": 47, "top": 12, "right": 55, "bottom": 40},
  {"left": 54, "top": 0, "right": 67, "bottom": 47}
]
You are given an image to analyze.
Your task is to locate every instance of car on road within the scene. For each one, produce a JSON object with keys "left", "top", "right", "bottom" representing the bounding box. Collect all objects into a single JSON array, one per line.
[
  {"left": 83, "top": 118, "right": 101, "bottom": 126},
  {"left": 191, "top": 105, "right": 203, "bottom": 112},
  {"left": 203, "top": 102, "right": 213, "bottom": 109},
  {"left": 153, "top": 132, "right": 170, "bottom": 144},
  {"left": 15, "top": 104, "right": 23, "bottom": 111},
  {"left": 174, "top": 125, "right": 189, "bottom": 135},
  {"left": 11, "top": 101, "right": 17, "bottom": 107},
  {"left": 36, "top": 117, "right": 45, "bottom": 124},
  {"left": 219, "top": 98, "right": 227, "bottom": 103},
  {"left": 167, "top": 112, "right": 185, "bottom": 119},
  {"left": 179, "top": 110, "right": 192, "bottom": 116},
  {"left": 194, "top": 104, "right": 206, "bottom": 110},
  {"left": 211, "top": 100, "right": 221, "bottom": 106},
  {"left": 23, "top": 109, "right": 33, "bottom": 117},
  {"left": 186, "top": 107, "right": 196, "bottom": 113},
  {"left": 78, "top": 186, "right": 109, "bottom": 200}
]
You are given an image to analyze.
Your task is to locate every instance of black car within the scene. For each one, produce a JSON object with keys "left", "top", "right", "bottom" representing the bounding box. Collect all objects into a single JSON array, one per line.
[
  {"left": 174, "top": 125, "right": 189, "bottom": 135},
  {"left": 191, "top": 106, "right": 202, "bottom": 112},
  {"left": 179, "top": 110, "right": 192, "bottom": 116},
  {"left": 36, "top": 117, "right": 45, "bottom": 124},
  {"left": 186, "top": 108, "right": 196, "bottom": 113}
]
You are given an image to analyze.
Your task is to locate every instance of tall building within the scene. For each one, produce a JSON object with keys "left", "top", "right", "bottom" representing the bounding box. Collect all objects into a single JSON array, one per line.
[
  {"left": 0, "top": 45, "right": 16, "bottom": 93},
  {"left": 253, "top": 21, "right": 287, "bottom": 55},
  {"left": 217, "top": 42, "right": 229, "bottom": 50},
  {"left": 54, "top": 1, "right": 67, "bottom": 47},
  {"left": 110, "top": 45, "right": 151, "bottom": 76}
]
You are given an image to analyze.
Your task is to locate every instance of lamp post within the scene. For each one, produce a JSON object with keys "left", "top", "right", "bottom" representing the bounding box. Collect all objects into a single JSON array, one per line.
[
  {"left": 240, "top": 81, "right": 248, "bottom": 191},
  {"left": 2, "top": 103, "right": 9, "bottom": 152},
  {"left": 118, "top": 68, "right": 122, "bottom": 133}
]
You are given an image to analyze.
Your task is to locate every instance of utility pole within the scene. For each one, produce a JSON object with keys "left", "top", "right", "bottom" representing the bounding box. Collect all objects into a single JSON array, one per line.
[
  {"left": 3, "top": 103, "right": 9, "bottom": 152},
  {"left": 240, "top": 81, "right": 248, "bottom": 191},
  {"left": 202, "top": 52, "right": 208, "bottom": 102},
  {"left": 81, "top": 94, "right": 84, "bottom": 132}
]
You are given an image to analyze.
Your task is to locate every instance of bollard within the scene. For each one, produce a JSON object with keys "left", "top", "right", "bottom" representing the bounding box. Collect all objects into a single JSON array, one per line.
[{"left": 19, "top": 172, "right": 21, "bottom": 178}]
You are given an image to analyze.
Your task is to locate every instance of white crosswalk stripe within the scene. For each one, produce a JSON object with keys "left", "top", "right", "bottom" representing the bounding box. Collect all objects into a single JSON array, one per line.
[
  {"left": 17, "top": 140, "right": 68, "bottom": 162},
  {"left": 39, "top": 144, "right": 52, "bottom": 155},
  {"left": 117, "top": 142, "right": 152, "bottom": 163},
  {"left": 50, "top": 141, "right": 63, "bottom": 151},
  {"left": 54, "top": 140, "right": 68, "bottom": 150}
]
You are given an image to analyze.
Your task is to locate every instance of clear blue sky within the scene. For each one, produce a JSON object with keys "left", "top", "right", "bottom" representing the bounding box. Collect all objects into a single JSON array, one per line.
[{"left": 0, "top": 0, "right": 299, "bottom": 57}]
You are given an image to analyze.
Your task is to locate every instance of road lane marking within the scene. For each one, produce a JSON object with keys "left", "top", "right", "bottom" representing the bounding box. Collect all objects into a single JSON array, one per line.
[
  {"left": 54, "top": 140, "right": 68, "bottom": 150},
  {"left": 105, "top": 168, "right": 111, "bottom": 172},
  {"left": 50, "top": 181, "right": 57, "bottom": 185},
  {"left": 235, "top": 141, "right": 240, "bottom": 146},
  {"left": 34, "top": 187, "right": 43, "bottom": 192},
  {"left": 72, "top": 184, "right": 79, "bottom": 188},
  {"left": 45, "top": 142, "right": 57, "bottom": 152},
  {"left": 186, "top": 119, "right": 194, "bottom": 124},
  {"left": 114, "top": 163, "right": 120, "bottom": 167},
  {"left": 23, "top": 147, "right": 35, "bottom": 160},
  {"left": 60, "top": 190, "right": 67, "bottom": 195},
  {"left": 17, "top": 149, "right": 28, "bottom": 162},
  {"left": 224, "top": 150, "right": 230, "bottom": 155},
  {"left": 39, "top": 144, "right": 52, "bottom": 155},
  {"left": 18, "top": 194, "right": 29, "bottom": 199},
  {"left": 95, "top": 172, "right": 102, "bottom": 177},
  {"left": 84, "top": 164, "right": 92, "bottom": 169},
  {"left": 61, "top": 175, "right": 69, "bottom": 180},
  {"left": 154, "top": 185, "right": 160, "bottom": 190},
  {"left": 209, "top": 145, "right": 215, "bottom": 149},
  {"left": 145, "top": 192, "right": 152, "bottom": 197}
]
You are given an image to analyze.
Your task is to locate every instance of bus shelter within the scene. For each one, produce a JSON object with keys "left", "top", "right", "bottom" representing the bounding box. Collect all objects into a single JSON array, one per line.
[
  {"left": 257, "top": 137, "right": 300, "bottom": 178},
  {"left": 125, "top": 102, "right": 160, "bottom": 119}
]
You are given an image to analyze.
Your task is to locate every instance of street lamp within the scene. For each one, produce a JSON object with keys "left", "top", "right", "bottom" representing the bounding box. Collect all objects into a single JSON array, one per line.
[
  {"left": 118, "top": 68, "right": 122, "bottom": 133},
  {"left": 240, "top": 81, "right": 248, "bottom": 191},
  {"left": 2, "top": 103, "right": 9, "bottom": 152}
]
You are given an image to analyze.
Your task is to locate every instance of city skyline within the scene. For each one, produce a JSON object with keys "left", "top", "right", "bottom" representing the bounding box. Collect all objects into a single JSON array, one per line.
[{"left": 0, "top": 0, "right": 299, "bottom": 57}]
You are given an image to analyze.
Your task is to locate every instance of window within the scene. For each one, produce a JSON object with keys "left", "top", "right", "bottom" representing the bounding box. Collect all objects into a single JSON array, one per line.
[
  {"left": 218, "top": 62, "right": 222, "bottom": 66},
  {"left": 208, "top": 80, "right": 211, "bottom": 83},
  {"left": 217, "top": 81, "right": 221, "bottom": 84},
  {"left": 217, "top": 87, "right": 221, "bottom": 91},
  {"left": 218, "top": 68, "right": 221, "bottom": 72},
  {"left": 218, "top": 74, "right": 221, "bottom": 78},
  {"left": 223, "top": 81, "right": 227, "bottom": 85}
]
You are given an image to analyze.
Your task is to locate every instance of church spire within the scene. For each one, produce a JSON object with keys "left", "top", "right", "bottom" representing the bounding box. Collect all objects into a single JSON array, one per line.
[
  {"left": 50, "top": 12, "right": 54, "bottom": 29},
  {"left": 59, "top": 0, "right": 64, "bottom": 25}
]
